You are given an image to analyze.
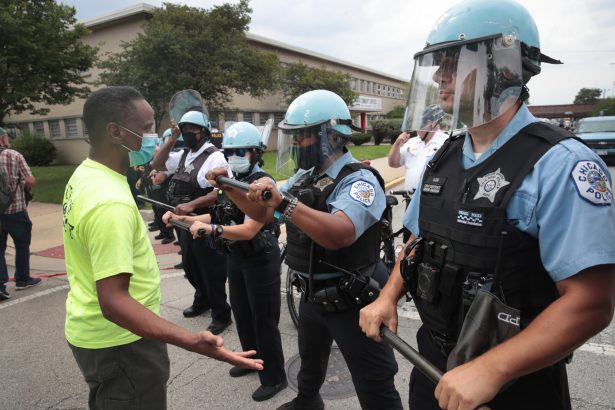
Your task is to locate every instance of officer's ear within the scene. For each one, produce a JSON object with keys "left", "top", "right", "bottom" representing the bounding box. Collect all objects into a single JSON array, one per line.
[{"left": 107, "top": 122, "right": 124, "bottom": 145}]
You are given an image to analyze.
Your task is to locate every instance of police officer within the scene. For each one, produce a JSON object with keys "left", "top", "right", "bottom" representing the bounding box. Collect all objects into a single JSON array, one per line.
[
  {"left": 153, "top": 110, "right": 232, "bottom": 334},
  {"left": 172, "top": 122, "right": 288, "bottom": 401},
  {"left": 360, "top": 1, "right": 615, "bottom": 409},
  {"left": 208, "top": 90, "right": 403, "bottom": 410}
]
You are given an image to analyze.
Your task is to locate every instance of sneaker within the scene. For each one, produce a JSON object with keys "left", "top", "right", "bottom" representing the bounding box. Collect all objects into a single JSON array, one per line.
[
  {"left": 0, "top": 285, "right": 10, "bottom": 300},
  {"left": 15, "top": 277, "right": 42, "bottom": 290}
]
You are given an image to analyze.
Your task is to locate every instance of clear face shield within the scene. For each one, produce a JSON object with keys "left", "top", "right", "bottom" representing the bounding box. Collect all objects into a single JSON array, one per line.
[
  {"left": 402, "top": 34, "right": 524, "bottom": 133},
  {"left": 276, "top": 122, "right": 346, "bottom": 177}
]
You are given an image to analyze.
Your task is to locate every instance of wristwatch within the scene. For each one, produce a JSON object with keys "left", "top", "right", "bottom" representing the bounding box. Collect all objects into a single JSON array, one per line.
[
  {"left": 275, "top": 191, "right": 293, "bottom": 214},
  {"left": 215, "top": 225, "right": 224, "bottom": 237}
]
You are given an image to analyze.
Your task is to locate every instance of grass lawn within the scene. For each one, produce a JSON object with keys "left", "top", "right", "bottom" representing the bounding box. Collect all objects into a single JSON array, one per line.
[
  {"left": 31, "top": 165, "right": 77, "bottom": 205},
  {"left": 30, "top": 144, "right": 392, "bottom": 204}
]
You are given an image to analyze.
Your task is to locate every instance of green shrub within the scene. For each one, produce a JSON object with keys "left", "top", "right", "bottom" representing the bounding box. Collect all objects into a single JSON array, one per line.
[
  {"left": 371, "top": 119, "right": 403, "bottom": 145},
  {"left": 11, "top": 133, "right": 57, "bottom": 166},
  {"left": 350, "top": 132, "right": 371, "bottom": 146}
]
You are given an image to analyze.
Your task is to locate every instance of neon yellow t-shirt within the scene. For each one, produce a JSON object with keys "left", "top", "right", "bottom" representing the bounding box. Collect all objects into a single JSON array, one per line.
[{"left": 63, "top": 158, "right": 161, "bottom": 349}]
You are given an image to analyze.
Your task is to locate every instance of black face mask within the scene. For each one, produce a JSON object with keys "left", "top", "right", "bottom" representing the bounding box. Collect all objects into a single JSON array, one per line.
[
  {"left": 296, "top": 142, "right": 321, "bottom": 170},
  {"left": 182, "top": 131, "right": 200, "bottom": 150}
]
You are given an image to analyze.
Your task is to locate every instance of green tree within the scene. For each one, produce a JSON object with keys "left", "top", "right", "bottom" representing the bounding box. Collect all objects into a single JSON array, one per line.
[
  {"left": 0, "top": 0, "right": 97, "bottom": 125},
  {"left": 385, "top": 105, "right": 405, "bottom": 119},
  {"left": 279, "top": 62, "right": 357, "bottom": 106},
  {"left": 99, "top": 1, "right": 279, "bottom": 129},
  {"left": 574, "top": 88, "right": 602, "bottom": 104},
  {"left": 591, "top": 98, "right": 615, "bottom": 116}
]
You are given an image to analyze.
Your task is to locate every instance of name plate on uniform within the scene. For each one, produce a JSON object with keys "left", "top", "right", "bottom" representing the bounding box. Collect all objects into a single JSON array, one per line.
[{"left": 422, "top": 175, "right": 447, "bottom": 195}]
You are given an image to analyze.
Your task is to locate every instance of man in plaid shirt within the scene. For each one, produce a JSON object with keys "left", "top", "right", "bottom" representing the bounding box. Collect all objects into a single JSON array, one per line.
[{"left": 0, "top": 127, "right": 39, "bottom": 300}]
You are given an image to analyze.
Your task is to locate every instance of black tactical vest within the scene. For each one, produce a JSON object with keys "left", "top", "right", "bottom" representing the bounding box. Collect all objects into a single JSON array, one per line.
[
  {"left": 167, "top": 146, "right": 217, "bottom": 208},
  {"left": 412, "top": 122, "right": 575, "bottom": 339},
  {"left": 285, "top": 162, "right": 384, "bottom": 275},
  {"left": 211, "top": 171, "right": 280, "bottom": 257}
]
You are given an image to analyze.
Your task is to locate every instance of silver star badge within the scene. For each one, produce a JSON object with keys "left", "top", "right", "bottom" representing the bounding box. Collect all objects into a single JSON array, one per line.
[{"left": 473, "top": 168, "right": 510, "bottom": 203}]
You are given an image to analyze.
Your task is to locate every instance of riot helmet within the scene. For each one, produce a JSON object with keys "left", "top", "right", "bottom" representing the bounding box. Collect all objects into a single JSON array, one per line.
[
  {"left": 178, "top": 111, "right": 211, "bottom": 150},
  {"left": 222, "top": 122, "right": 265, "bottom": 175},
  {"left": 277, "top": 89, "right": 362, "bottom": 176},
  {"left": 402, "top": 0, "right": 562, "bottom": 132}
]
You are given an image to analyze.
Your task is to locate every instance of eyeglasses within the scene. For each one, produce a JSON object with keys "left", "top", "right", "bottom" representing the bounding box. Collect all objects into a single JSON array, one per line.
[
  {"left": 290, "top": 129, "right": 319, "bottom": 143},
  {"left": 224, "top": 148, "right": 248, "bottom": 157}
]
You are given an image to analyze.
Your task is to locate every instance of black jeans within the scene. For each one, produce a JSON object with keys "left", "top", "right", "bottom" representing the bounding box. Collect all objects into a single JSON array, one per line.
[
  {"left": 69, "top": 338, "right": 170, "bottom": 410},
  {"left": 297, "top": 264, "right": 403, "bottom": 410},
  {"left": 408, "top": 325, "right": 572, "bottom": 410},
  {"left": 228, "top": 235, "right": 286, "bottom": 386}
]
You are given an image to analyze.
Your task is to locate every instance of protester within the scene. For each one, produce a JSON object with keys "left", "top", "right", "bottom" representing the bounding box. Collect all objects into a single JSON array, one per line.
[
  {"left": 0, "top": 127, "right": 39, "bottom": 301},
  {"left": 359, "top": 1, "right": 615, "bottom": 409},
  {"left": 207, "top": 90, "right": 403, "bottom": 410},
  {"left": 62, "top": 86, "right": 263, "bottom": 409}
]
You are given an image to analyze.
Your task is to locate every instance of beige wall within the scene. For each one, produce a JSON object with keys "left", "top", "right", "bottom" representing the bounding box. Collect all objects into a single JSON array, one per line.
[{"left": 7, "top": 11, "right": 407, "bottom": 164}]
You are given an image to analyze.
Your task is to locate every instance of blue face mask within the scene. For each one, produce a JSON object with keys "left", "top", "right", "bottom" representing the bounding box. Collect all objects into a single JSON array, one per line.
[{"left": 119, "top": 125, "right": 158, "bottom": 166}]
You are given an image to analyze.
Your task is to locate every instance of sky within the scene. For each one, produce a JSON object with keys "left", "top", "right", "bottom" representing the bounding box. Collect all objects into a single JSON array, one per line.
[{"left": 60, "top": 0, "right": 615, "bottom": 106}]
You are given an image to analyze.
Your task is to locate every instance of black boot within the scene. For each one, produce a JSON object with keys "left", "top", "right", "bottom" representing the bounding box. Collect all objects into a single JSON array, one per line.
[{"left": 276, "top": 394, "right": 324, "bottom": 410}]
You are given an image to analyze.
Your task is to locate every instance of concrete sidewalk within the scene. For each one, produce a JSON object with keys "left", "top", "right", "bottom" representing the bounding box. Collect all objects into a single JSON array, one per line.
[{"left": 4, "top": 156, "right": 404, "bottom": 277}]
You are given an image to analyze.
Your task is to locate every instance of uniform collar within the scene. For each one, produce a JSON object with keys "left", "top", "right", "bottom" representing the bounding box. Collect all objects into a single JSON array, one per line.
[
  {"left": 321, "top": 151, "right": 354, "bottom": 179},
  {"left": 462, "top": 104, "right": 538, "bottom": 168}
]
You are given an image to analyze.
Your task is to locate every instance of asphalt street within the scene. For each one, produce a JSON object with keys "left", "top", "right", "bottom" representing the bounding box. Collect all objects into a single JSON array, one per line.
[{"left": 1, "top": 166, "right": 614, "bottom": 410}]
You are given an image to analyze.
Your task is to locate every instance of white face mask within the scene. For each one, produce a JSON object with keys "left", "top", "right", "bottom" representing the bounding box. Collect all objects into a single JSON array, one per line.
[{"left": 228, "top": 155, "right": 251, "bottom": 174}]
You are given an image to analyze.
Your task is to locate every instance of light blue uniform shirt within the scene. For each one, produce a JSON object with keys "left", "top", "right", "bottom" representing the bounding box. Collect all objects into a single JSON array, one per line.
[
  {"left": 281, "top": 151, "right": 386, "bottom": 278},
  {"left": 404, "top": 105, "right": 615, "bottom": 282}
]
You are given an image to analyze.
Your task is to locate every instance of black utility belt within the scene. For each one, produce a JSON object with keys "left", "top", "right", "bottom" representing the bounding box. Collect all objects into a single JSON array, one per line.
[{"left": 295, "top": 272, "right": 380, "bottom": 313}]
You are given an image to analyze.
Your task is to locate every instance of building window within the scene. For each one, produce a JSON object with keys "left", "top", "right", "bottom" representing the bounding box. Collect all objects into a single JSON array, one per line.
[
  {"left": 49, "top": 120, "right": 61, "bottom": 138},
  {"left": 33, "top": 121, "right": 45, "bottom": 136},
  {"left": 259, "top": 113, "right": 272, "bottom": 126},
  {"left": 273, "top": 112, "right": 285, "bottom": 127},
  {"left": 224, "top": 111, "right": 237, "bottom": 122},
  {"left": 65, "top": 118, "right": 79, "bottom": 138},
  {"left": 18, "top": 123, "right": 30, "bottom": 135},
  {"left": 82, "top": 118, "right": 88, "bottom": 136},
  {"left": 242, "top": 112, "right": 254, "bottom": 124}
]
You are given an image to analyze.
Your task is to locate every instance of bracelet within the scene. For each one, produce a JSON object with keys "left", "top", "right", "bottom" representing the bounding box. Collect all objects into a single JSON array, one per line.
[{"left": 283, "top": 197, "right": 298, "bottom": 221}]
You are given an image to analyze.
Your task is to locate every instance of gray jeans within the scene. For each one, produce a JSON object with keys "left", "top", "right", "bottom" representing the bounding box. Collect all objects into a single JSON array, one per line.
[{"left": 69, "top": 338, "right": 170, "bottom": 410}]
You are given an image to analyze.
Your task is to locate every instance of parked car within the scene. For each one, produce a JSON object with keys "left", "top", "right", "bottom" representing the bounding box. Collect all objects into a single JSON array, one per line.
[{"left": 575, "top": 116, "right": 615, "bottom": 163}]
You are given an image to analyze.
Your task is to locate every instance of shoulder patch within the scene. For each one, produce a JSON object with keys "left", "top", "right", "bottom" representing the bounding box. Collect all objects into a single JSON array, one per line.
[
  {"left": 349, "top": 180, "right": 375, "bottom": 206},
  {"left": 570, "top": 161, "right": 612, "bottom": 205}
]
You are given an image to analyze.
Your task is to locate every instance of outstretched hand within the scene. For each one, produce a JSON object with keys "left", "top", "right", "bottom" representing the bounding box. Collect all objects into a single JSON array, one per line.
[{"left": 191, "top": 331, "right": 264, "bottom": 370}]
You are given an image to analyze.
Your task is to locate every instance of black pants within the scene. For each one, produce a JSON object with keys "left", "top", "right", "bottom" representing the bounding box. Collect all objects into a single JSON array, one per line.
[
  {"left": 150, "top": 183, "right": 173, "bottom": 238},
  {"left": 180, "top": 230, "right": 231, "bottom": 322},
  {"left": 228, "top": 235, "right": 286, "bottom": 386},
  {"left": 408, "top": 325, "right": 572, "bottom": 410},
  {"left": 69, "top": 338, "right": 169, "bottom": 410},
  {"left": 297, "top": 264, "right": 403, "bottom": 410}
]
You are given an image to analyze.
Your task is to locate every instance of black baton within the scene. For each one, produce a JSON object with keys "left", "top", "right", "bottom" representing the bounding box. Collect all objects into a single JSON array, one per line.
[
  {"left": 137, "top": 195, "right": 196, "bottom": 216},
  {"left": 215, "top": 176, "right": 272, "bottom": 200},
  {"left": 168, "top": 218, "right": 205, "bottom": 238},
  {"left": 380, "top": 326, "right": 491, "bottom": 410},
  {"left": 137, "top": 195, "right": 174, "bottom": 212}
]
